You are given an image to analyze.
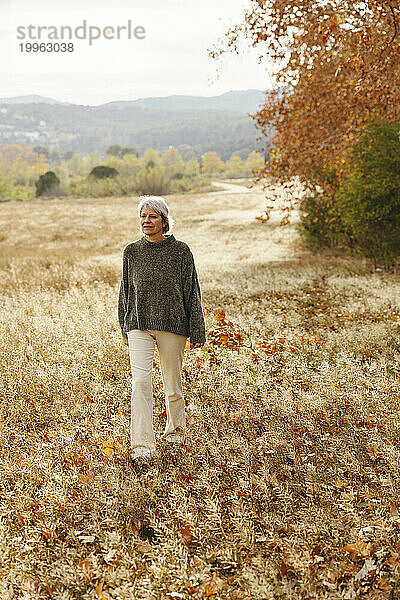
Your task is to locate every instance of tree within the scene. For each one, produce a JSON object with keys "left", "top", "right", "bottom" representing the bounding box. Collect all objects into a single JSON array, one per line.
[
  {"left": 118, "top": 153, "right": 141, "bottom": 178},
  {"left": 106, "top": 145, "right": 122, "bottom": 157},
  {"left": 141, "top": 149, "right": 162, "bottom": 170},
  {"left": 35, "top": 171, "right": 61, "bottom": 197},
  {"left": 185, "top": 158, "right": 200, "bottom": 178},
  {"left": 162, "top": 146, "right": 185, "bottom": 177},
  {"left": 225, "top": 155, "right": 245, "bottom": 178},
  {"left": 201, "top": 151, "right": 225, "bottom": 176},
  {"left": 0, "top": 144, "right": 43, "bottom": 166},
  {"left": 245, "top": 151, "right": 265, "bottom": 177},
  {"left": 65, "top": 154, "right": 85, "bottom": 177},
  {"left": 89, "top": 165, "right": 119, "bottom": 179},
  {"left": 208, "top": 0, "right": 400, "bottom": 192},
  {"left": 33, "top": 145, "right": 50, "bottom": 160},
  {"left": 106, "top": 144, "right": 138, "bottom": 158},
  {"left": 120, "top": 147, "right": 138, "bottom": 158}
]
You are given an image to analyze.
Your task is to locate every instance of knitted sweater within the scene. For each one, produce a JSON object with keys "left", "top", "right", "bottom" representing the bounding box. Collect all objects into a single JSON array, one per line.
[{"left": 118, "top": 233, "right": 206, "bottom": 344}]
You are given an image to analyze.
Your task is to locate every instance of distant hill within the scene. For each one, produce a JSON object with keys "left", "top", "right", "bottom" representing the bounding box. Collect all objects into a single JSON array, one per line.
[
  {"left": 105, "top": 89, "right": 267, "bottom": 113},
  {"left": 0, "top": 95, "right": 70, "bottom": 105},
  {"left": 0, "top": 90, "right": 271, "bottom": 160}
]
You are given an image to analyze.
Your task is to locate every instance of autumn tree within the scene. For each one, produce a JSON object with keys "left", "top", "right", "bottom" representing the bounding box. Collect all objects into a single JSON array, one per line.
[
  {"left": 201, "top": 151, "right": 225, "bottom": 176},
  {"left": 208, "top": 0, "right": 400, "bottom": 195},
  {"left": 142, "top": 149, "right": 162, "bottom": 170},
  {"left": 0, "top": 144, "right": 44, "bottom": 166},
  {"left": 185, "top": 158, "right": 200, "bottom": 178},
  {"left": 162, "top": 146, "right": 185, "bottom": 177},
  {"left": 225, "top": 155, "right": 245, "bottom": 178},
  {"left": 245, "top": 150, "right": 265, "bottom": 178}
]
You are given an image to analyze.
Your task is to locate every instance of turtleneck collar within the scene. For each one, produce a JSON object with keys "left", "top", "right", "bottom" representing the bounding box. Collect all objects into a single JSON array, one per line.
[{"left": 141, "top": 233, "right": 176, "bottom": 248}]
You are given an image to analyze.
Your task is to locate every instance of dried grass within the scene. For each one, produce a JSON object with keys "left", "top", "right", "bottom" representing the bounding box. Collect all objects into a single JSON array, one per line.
[{"left": 0, "top": 183, "right": 399, "bottom": 599}]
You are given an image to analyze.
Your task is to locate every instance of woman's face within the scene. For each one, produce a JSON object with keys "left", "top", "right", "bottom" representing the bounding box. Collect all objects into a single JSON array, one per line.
[{"left": 140, "top": 205, "right": 164, "bottom": 237}]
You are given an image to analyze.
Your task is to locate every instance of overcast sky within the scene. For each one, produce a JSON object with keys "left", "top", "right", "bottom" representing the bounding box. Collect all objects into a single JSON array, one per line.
[{"left": 1, "top": 0, "right": 274, "bottom": 105}]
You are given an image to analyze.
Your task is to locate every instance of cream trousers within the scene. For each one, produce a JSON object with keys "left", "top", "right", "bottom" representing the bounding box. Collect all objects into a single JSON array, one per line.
[{"left": 127, "top": 328, "right": 187, "bottom": 452}]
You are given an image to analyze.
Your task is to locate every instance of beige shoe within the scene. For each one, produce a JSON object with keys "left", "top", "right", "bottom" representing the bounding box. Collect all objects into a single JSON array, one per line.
[
  {"left": 164, "top": 433, "right": 185, "bottom": 445},
  {"left": 132, "top": 447, "right": 155, "bottom": 462}
]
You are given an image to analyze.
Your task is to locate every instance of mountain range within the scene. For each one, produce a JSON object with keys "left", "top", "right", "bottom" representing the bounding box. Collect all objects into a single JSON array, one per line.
[{"left": 0, "top": 89, "right": 271, "bottom": 160}]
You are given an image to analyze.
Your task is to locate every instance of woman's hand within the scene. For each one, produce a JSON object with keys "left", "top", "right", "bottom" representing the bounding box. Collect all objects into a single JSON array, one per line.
[
  {"left": 190, "top": 342, "right": 204, "bottom": 350},
  {"left": 123, "top": 336, "right": 128, "bottom": 346}
]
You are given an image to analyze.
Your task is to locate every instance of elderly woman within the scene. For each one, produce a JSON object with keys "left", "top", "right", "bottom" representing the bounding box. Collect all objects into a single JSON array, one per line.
[{"left": 118, "top": 195, "right": 206, "bottom": 465}]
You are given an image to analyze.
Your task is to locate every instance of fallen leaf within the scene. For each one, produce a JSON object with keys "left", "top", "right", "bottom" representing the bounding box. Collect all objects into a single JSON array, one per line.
[
  {"left": 101, "top": 439, "right": 124, "bottom": 458},
  {"left": 95, "top": 581, "right": 111, "bottom": 600},
  {"left": 178, "top": 524, "right": 199, "bottom": 548},
  {"left": 332, "top": 478, "right": 349, "bottom": 490},
  {"left": 389, "top": 501, "right": 400, "bottom": 520},
  {"left": 354, "top": 558, "right": 377, "bottom": 582},
  {"left": 377, "top": 577, "right": 391, "bottom": 591},
  {"left": 276, "top": 560, "right": 288, "bottom": 581},
  {"left": 343, "top": 540, "right": 373, "bottom": 558}
]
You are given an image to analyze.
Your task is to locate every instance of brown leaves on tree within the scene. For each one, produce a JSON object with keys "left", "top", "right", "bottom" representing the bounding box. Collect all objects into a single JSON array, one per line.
[{"left": 208, "top": 1, "right": 400, "bottom": 188}]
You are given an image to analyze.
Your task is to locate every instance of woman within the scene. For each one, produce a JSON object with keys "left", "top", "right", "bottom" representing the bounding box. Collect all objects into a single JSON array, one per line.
[{"left": 118, "top": 195, "right": 206, "bottom": 465}]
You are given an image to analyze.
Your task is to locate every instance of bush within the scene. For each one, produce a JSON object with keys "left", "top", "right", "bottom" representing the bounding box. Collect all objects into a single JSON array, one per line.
[
  {"left": 35, "top": 171, "right": 61, "bottom": 197},
  {"left": 336, "top": 120, "right": 400, "bottom": 269},
  {"left": 68, "top": 176, "right": 122, "bottom": 198},
  {"left": 89, "top": 165, "right": 119, "bottom": 179},
  {"left": 134, "top": 166, "right": 170, "bottom": 195},
  {"left": 298, "top": 164, "right": 352, "bottom": 249},
  {"left": 299, "top": 191, "right": 351, "bottom": 250}
]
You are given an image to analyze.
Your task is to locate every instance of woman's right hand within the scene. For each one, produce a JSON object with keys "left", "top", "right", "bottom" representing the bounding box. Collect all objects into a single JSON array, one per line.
[{"left": 123, "top": 336, "right": 129, "bottom": 346}]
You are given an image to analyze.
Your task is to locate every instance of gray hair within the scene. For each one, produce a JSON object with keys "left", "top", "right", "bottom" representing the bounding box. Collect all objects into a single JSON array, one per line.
[{"left": 138, "top": 195, "right": 175, "bottom": 234}]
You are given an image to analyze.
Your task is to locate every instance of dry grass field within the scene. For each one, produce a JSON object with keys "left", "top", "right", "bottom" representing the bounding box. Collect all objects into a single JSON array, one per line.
[{"left": 1, "top": 179, "right": 400, "bottom": 599}]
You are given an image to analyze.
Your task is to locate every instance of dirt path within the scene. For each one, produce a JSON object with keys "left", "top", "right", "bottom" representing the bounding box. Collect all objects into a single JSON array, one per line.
[
  {"left": 210, "top": 179, "right": 255, "bottom": 194},
  {"left": 202, "top": 179, "right": 302, "bottom": 264}
]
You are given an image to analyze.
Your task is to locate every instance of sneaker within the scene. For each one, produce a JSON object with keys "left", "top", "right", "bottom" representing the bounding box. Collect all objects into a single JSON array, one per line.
[
  {"left": 131, "top": 447, "right": 155, "bottom": 463},
  {"left": 164, "top": 433, "right": 185, "bottom": 445}
]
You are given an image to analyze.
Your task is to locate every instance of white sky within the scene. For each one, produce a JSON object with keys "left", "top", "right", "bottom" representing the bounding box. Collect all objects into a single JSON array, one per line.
[{"left": 1, "top": 0, "right": 275, "bottom": 105}]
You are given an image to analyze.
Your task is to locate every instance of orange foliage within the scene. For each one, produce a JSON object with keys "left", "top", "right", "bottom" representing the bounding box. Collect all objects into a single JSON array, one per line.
[
  {"left": 0, "top": 143, "right": 44, "bottom": 165},
  {"left": 209, "top": 1, "right": 400, "bottom": 190}
]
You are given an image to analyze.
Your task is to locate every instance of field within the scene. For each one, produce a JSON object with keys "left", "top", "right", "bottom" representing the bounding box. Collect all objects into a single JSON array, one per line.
[{"left": 1, "top": 180, "right": 400, "bottom": 599}]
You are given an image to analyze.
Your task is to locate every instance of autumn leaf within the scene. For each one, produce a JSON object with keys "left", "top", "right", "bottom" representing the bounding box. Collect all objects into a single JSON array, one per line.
[
  {"left": 95, "top": 581, "right": 111, "bottom": 600},
  {"left": 100, "top": 439, "right": 125, "bottom": 458},
  {"left": 377, "top": 578, "right": 391, "bottom": 591},
  {"left": 389, "top": 501, "right": 400, "bottom": 521},
  {"left": 209, "top": 0, "right": 400, "bottom": 217},
  {"left": 276, "top": 560, "right": 290, "bottom": 581},
  {"left": 354, "top": 558, "right": 377, "bottom": 582},
  {"left": 178, "top": 524, "right": 199, "bottom": 549},
  {"left": 343, "top": 540, "right": 373, "bottom": 558}
]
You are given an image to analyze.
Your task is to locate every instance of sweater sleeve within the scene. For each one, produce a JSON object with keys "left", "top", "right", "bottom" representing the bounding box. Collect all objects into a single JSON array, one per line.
[
  {"left": 182, "top": 247, "right": 206, "bottom": 344},
  {"left": 118, "top": 248, "right": 129, "bottom": 337}
]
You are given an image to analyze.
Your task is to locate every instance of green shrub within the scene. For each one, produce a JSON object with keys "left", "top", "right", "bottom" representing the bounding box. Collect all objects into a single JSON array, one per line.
[
  {"left": 35, "top": 171, "right": 61, "bottom": 197},
  {"left": 89, "top": 165, "right": 119, "bottom": 179},
  {"left": 299, "top": 192, "right": 350, "bottom": 250},
  {"left": 298, "top": 164, "right": 352, "bottom": 249},
  {"left": 336, "top": 120, "right": 400, "bottom": 269}
]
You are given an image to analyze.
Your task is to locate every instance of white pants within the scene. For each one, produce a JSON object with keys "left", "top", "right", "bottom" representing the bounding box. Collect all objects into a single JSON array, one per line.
[{"left": 127, "top": 329, "right": 187, "bottom": 452}]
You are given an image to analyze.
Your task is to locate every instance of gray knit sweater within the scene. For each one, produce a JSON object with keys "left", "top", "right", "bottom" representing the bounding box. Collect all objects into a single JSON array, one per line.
[{"left": 118, "top": 233, "right": 206, "bottom": 344}]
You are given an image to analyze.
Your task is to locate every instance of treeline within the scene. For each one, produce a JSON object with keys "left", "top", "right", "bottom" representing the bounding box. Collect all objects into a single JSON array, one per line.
[
  {"left": 0, "top": 99, "right": 266, "bottom": 158},
  {"left": 0, "top": 144, "right": 265, "bottom": 201}
]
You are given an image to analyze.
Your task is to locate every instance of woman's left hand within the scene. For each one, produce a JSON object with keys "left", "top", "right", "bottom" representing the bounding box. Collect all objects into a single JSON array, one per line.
[{"left": 190, "top": 342, "right": 205, "bottom": 350}]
